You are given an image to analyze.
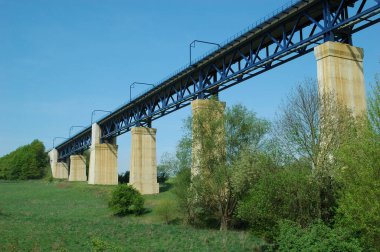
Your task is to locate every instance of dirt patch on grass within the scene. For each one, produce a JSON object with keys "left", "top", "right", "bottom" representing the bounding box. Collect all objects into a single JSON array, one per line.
[{"left": 56, "top": 182, "right": 72, "bottom": 189}]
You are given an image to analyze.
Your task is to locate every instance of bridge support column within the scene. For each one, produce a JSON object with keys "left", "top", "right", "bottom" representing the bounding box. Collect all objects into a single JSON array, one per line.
[
  {"left": 56, "top": 162, "right": 68, "bottom": 179},
  {"left": 314, "top": 41, "right": 366, "bottom": 116},
  {"left": 88, "top": 123, "right": 118, "bottom": 185},
  {"left": 191, "top": 99, "right": 226, "bottom": 176},
  {"left": 129, "top": 127, "right": 159, "bottom": 195},
  {"left": 48, "top": 149, "right": 58, "bottom": 178},
  {"left": 69, "top": 155, "right": 87, "bottom": 181},
  {"left": 48, "top": 149, "right": 68, "bottom": 179}
]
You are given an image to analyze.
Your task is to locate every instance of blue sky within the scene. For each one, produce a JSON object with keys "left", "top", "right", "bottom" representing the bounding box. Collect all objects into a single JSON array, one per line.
[{"left": 0, "top": 0, "right": 379, "bottom": 172}]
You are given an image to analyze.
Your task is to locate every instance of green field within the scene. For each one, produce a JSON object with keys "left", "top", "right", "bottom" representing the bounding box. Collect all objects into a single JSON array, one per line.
[{"left": 0, "top": 180, "right": 263, "bottom": 251}]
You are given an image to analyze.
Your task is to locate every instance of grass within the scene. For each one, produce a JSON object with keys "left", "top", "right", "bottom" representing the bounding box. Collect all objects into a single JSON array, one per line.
[{"left": 0, "top": 180, "right": 264, "bottom": 251}]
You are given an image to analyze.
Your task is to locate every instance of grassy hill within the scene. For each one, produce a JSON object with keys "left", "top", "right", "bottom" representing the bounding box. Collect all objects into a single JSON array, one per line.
[{"left": 0, "top": 180, "right": 264, "bottom": 251}]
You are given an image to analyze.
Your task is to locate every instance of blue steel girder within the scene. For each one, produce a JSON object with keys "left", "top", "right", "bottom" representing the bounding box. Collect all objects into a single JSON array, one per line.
[
  {"left": 57, "top": 129, "right": 91, "bottom": 160},
  {"left": 55, "top": 0, "right": 380, "bottom": 160}
]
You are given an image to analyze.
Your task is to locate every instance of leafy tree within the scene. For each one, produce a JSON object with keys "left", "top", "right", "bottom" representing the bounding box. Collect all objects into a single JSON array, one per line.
[
  {"left": 157, "top": 152, "right": 179, "bottom": 178},
  {"left": 273, "top": 78, "right": 350, "bottom": 224},
  {"left": 334, "top": 116, "right": 380, "bottom": 251},
  {"left": 176, "top": 117, "right": 192, "bottom": 171},
  {"left": 177, "top": 102, "right": 270, "bottom": 230},
  {"left": 225, "top": 104, "right": 270, "bottom": 163},
  {"left": 0, "top": 140, "right": 48, "bottom": 180},
  {"left": 368, "top": 75, "right": 380, "bottom": 133},
  {"left": 273, "top": 78, "right": 339, "bottom": 170}
]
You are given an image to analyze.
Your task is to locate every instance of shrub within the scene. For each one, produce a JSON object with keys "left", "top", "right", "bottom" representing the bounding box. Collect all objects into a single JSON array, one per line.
[
  {"left": 172, "top": 168, "right": 192, "bottom": 223},
  {"left": 276, "top": 220, "right": 362, "bottom": 252},
  {"left": 237, "top": 166, "right": 320, "bottom": 240},
  {"left": 108, "top": 185, "right": 144, "bottom": 216},
  {"left": 156, "top": 199, "right": 178, "bottom": 224}
]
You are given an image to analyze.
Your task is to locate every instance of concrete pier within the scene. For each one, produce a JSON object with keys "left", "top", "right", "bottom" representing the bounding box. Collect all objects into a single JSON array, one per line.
[
  {"left": 56, "top": 162, "right": 68, "bottom": 179},
  {"left": 69, "top": 155, "right": 87, "bottom": 181},
  {"left": 48, "top": 149, "right": 68, "bottom": 179},
  {"left": 88, "top": 123, "right": 118, "bottom": 185},
  {"left": 314, "top": 41, "right": 366, "bottom": 116},
  {"left": 129, "top": 127, "right": 159, "bottom": 195},
  {"left": 48, "top": 149, "right": 58, "bottom": 178},
  {"left": 191, "top": 99, "right": 226, "bottom": 176}
]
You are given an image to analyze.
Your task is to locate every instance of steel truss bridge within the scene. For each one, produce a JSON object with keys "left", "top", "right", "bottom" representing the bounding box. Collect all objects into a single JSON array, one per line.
[{"left": 55, "top": 0, "right": 380, "bottom": 160}]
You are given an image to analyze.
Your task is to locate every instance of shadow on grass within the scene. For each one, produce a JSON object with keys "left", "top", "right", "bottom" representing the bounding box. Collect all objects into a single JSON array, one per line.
[
  {"left": 167, "top": 217, "right": 182, "bottom": 225},
  {"left": 159, "top": 182, "right": 173, "bottom": 193},
  {"left": 112, "top": 207, "right": 152, "bottom": 218},
  {"left": 0, "top": 209, "right": 10, "bottom": 217}
]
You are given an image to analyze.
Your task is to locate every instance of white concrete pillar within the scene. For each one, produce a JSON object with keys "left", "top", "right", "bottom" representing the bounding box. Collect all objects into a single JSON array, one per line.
[
  {"left": 88, "top": 123, "right": 118, "bottom": 185},
  {"left": 48, "top": 149, "right": 58, "bottom": 178},
  {"left": 56, "top": 162, "right": 68, "bottom": 179},
  {"left": 129, "top": 127, "right": 159, "bottom": 194},
  {"left": 69, "top": 155, "right": 87, "bottom": 181},
  {"left": 191, "top": 99, "right": 226, "bottom": 176},
  {"left": 314, "top": 41, "right": 366, "bottom": 116}
]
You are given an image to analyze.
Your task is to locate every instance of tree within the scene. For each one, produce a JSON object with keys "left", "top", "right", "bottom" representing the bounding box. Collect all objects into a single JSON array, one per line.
[
  {"left": 0, "top": 140, "right": 48, "bottom": 180},
  {"left": 334, "top": 93, "right": 380, "bottom": 251},
  {"left": 273, "top": 78, "right": 348, "bottom": 224},
  {"left": 176, "top": 117, "right": 193, "bottom": 171},
  {"left": 368, "top": 75, "right": 380, "bottom": 133},
  {"left": 177, "top": 102, "right": 270, "bottom": 230},
  {"left": 225, "top": 104, "right": 270, "bottom": 163},
  {"left": 157, "top": 152, "right": 179, "bottom": 178}
]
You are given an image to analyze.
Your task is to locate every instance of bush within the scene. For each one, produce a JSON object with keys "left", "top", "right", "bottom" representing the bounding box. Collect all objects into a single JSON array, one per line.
[
  {"left": 276, "top": 220, "right": 362, "bottom": 252},
  {"left": 172, "top": 168, "right": 192, "bottom": 223},
  {"left": 156, "top": 199, "right": 178, "bottom": 224},
  {"left": 108, "top": 185, "right": 144, "bottom": 216},
  {"left": 237, "top": 166, "right": 320, "bottom": 240}
]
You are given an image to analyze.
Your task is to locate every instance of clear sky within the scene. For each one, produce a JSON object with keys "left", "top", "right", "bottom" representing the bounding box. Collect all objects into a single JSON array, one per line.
[{"left": 0, "top": 0, "right": 379, "bottom": 173}]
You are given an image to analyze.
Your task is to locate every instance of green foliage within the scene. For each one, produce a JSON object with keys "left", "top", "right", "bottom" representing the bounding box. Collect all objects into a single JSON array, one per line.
[
  {"left": 188, "top": 103, "right": 271, "bottom": 230},
  {"left": 108, "top": 184, "right": 144, "bottom": 216},
  {"left": 237, "top": 166, "right": 320, "bottom": 240},
  {"left": 225, "top": 104, "right": 270, "bottom": 163},
  {"left": 176, "top": 117, "right": 193, "bottom": 171},
  {"left": 368, "top": 75, "right": 380, "bottom": 133},
  {"left": 0, "top": 140, "right": 48, "bottom": 180},
  {"left": 334, "top": 118, "right": 380, "bottom": 251},
  {"left": 156, "top": 199, "right": 178, "bottom": 224},
  {"left": 172, "top": 168, "right": 192, "bottom": 223},
  {"left": 118, "top": 171, "right": 130, "bottom": 184},
  {"left": 276, "top": 220, "right": 362, "bottom": 252}
]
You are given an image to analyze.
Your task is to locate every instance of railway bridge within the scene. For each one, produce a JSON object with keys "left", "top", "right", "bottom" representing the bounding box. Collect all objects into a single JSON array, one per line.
[{"left": 49, "top": 0, "right": 380, "bottom": 194}]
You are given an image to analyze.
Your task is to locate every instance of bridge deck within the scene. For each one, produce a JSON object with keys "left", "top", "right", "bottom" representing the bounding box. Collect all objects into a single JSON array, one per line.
[{"left": 55, "top": 0, "right": 380, "bottom": 159}]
